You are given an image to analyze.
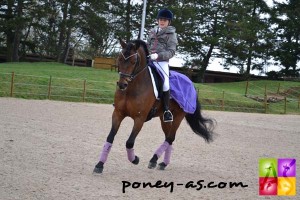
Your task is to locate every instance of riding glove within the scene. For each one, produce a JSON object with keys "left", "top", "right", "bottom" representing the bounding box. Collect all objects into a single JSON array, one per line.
[{"left": 150, "top": 53, "right": 158, "bottom": 60}]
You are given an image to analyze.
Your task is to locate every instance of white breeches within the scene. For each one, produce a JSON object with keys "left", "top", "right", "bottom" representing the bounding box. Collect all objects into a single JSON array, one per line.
[{"left": 153, "top": 61, "right": 169, "bottom": 91}]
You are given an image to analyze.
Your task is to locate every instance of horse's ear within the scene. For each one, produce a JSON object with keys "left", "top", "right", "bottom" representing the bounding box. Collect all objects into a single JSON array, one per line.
[{"left": 119, "top": 38, "right": 126, "bottom": 49}]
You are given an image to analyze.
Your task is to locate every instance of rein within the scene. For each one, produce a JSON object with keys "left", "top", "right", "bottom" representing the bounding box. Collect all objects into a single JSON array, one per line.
[{"left": 119, "top": 51, "right": 147, "bottom": 81}]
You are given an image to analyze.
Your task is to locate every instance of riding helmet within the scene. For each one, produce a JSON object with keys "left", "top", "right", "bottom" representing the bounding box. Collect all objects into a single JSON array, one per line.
[{"left": 157, "top": 8, "right": 173, "bottom": 21}]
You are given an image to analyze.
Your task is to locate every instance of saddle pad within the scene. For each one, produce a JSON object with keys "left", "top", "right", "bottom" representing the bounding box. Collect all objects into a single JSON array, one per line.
[
  {"left": 169, "top": 70, "right": 197, "bottom": 114},
  {"left": 148, "top": 66, "right": 159, "bottom": 99},
  {"left": 148, "top": 62, "right": 197, "bottom": 114}
]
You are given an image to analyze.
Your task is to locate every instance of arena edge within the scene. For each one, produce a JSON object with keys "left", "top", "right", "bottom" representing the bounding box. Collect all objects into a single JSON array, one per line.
[{"left": 122, "top": 180, "right": 248, "bottom": 193}]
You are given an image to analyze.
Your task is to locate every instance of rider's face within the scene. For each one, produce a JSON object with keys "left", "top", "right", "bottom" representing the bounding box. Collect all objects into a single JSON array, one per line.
[{"left": 158, "top": 18, "right": 170, "bottom": 29}]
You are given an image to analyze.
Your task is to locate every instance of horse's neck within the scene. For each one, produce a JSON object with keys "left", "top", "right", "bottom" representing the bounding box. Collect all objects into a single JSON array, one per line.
[
  {"left": 127, "top": 49, "right": 153, "bottom": 97},
  {"left": 134, "top": 67, "right": 152, "bottom": 91},
  {"left": 127, "top": 67, "right": 153, "bottom": 97}
]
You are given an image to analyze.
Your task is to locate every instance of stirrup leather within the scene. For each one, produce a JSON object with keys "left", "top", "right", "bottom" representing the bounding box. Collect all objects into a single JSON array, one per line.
[{"left": 163, "top": 110, "right": 173, "bottom": 122}]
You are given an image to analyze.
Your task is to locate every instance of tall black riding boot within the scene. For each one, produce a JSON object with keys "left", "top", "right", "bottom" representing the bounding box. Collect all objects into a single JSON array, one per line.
[{"left": 162, "top": 90, "right": 173, "bottom": 122}]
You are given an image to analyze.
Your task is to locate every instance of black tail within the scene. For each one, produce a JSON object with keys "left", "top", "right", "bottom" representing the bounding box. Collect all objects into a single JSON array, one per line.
[{"left": 185, "top": 97, "right": 215, "bottom": 143}]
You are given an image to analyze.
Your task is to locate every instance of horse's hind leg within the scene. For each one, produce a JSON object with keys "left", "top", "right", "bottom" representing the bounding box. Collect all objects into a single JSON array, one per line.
[
  {"left": 148, "top": 111, "right": 185, "bottom": 170},
  {"left": 93, "top": 110, "right": 124, "bottom": 174},
  {"left": 125, "top": 118, "right": 145, "bottom": 165},
  {"left": 148, "top": 140, "right": 171, "bottom": 169}
]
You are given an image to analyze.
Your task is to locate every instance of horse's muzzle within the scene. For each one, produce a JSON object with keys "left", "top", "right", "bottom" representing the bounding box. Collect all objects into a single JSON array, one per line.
[{"left": 117, "top": 81, "right": 128, "bottom": 90}]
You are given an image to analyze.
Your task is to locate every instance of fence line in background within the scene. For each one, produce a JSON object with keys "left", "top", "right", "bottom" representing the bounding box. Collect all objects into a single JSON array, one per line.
[
  {"left": 0, "top": 72, "right": 115, "bottom": 103},
  {"left": 0, "top": 72, "right": 299, "bottom": 114},
  {"left": 48, "top": 76, "right": 52, "bottom": 99}
]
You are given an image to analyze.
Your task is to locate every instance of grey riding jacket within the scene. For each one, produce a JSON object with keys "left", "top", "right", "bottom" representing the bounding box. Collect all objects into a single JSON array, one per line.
[{"left": 147, "top": 26, "right": 178, "bottom": 62}]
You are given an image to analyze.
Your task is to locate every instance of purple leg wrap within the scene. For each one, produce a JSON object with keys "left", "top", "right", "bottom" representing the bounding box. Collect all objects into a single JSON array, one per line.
[
  {"left": 126, "top": 148, "right": 135, "bottom": 162},
  {"left": 99, "top": 142, "right": 112, "bottom": 163},
  {"left": 163, "top": 145, "right": 173, "bottom": 165},
  {"left": 154, "top": 141, "right": 170, "bottom": 158}
]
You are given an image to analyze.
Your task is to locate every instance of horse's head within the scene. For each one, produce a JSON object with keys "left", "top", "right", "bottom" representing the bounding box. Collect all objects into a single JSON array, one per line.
[{"left": 117, "top": 39, "right": 147, "bottom": 91}]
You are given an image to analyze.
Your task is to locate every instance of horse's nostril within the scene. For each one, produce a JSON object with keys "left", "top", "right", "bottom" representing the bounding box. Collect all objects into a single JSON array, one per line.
[{"left": 118, "top": 82, "right": 128, "bottom": 90}]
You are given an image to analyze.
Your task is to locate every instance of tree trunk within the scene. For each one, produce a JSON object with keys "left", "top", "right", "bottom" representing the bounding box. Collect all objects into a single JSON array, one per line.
[
  {"left": 12, "top": 0, "right": 24, "bottom": 62},
  {"left": 200, "top": 12, "right": 218, "bottom": 82},
  {"left": 245, "top": 2, "right": 257, "bottom": 77},
  {"left": 201, "top": 43, "right": 215, "bottom": 82},
  {"left": 6, "top": 0, "right": 14, "bottom": 62},
  {"left": 246, "top": 43, "right": 253, "bottom": 76},
  {"left": 57, "top": 1, "right": 69, "bottom": 62},
  {"left": 125, "top": 0, "right": 131, "bottom": 41},
  {"left": 62, "top": 11, "right": 73, "bottom": 64}
]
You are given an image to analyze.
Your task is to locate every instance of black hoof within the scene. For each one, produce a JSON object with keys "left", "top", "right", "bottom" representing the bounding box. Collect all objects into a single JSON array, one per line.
[
  {"left": 148, "top": 154, "right": 158, "bottom": 169},
  {"left": 132, "top": 156, "right": 139, "bottom": 165},
  {"left": 148, "top": 161, "right": 157, "bottom": 169},
  {"left": 93, "top": 161, "right": 104, "bottom": 174},
  {"left": 158, "top": 162, "right": 167, "bottom": 170},
  {"left": 93, "top": 167, "right": 103, "bottom": 174}
]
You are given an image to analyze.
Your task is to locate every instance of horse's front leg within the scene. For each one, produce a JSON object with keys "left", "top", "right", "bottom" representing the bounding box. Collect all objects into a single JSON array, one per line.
[
  {"left": 93, "top": 110, "right": 124, "bottom": 174},
  {"left": 126, "top": 118, "right": 144, "bottom": 165}
]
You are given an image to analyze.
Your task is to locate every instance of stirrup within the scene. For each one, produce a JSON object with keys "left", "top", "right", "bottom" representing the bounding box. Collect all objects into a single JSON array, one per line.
[{"left": 163, "top": 110, "right": 173, "bottom": 122}]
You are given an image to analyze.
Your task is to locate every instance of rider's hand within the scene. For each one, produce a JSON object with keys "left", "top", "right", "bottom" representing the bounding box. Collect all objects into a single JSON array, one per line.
[{"left": 150, "top": 53, "right": 158, "bottom": 60}]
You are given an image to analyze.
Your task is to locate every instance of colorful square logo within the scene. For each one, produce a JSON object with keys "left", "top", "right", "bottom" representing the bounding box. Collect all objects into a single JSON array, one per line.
[
  {"left": 278, "top": 177, "right": 296, "bottom": 196},
  {"left": 259, "top": 158, "right": 277, "bottom": 177},
  {"left": 259, "top": 177, "right": 278, "bottom": 195},
  {"left": 278, "top": 158, "right": 296, "bottom": 177},
  {"left": 259, "top": 158, "right": 296, "bottom": 196}
]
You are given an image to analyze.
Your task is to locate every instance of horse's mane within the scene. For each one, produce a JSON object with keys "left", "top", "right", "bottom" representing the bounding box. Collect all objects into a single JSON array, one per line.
[{"left": 125, "top": 39, "right": 150, "bottom": 58}]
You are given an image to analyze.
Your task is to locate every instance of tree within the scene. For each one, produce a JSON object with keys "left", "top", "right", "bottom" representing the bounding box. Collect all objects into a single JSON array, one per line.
[
  {"left": 271, "top": 0, "right": 300, "bottom": 77},
  {"left": 219, "top": 0, "right": 272, "bottom": 77},
  {"left": 108, "top": 0, "right": 142, "bottom": 41},
  {"left": 0, "top": 0, "right": 34, "bottom": 61},
  {"left": 80, "top": 1, "right": 113, "bottom": 57}
]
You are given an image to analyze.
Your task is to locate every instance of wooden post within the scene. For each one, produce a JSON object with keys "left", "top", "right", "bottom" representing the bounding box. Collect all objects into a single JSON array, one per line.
[
  {"left": 245, "top": 81, "right": 249, "bottom": 97},
  {"left": 221, "top": 91, "right": 225, "bottom": 111},
  {"left": 10, "top": 72, "right": 15, "bottom": 97},
  {"left": 284, "top": 97, "right": 287, "bottom": 114},
  {"left": 48, "top": 76, "right": 52, "bottom": 99},
  {"left": 277, "top": 83, "right": 280, "bottom": 94},
  {"left": 265, "top": 84, "right": 267, "bottom": 96},
  {"left": 264, "top": 94, "right": 268, "bottom": 113},
  {"left": 82, "top": 80, "right": 86, "bottom": 102},
  {"left": 264, "top": 84, "right": 267, "bottom": 113},
  {"left": 72, "top": 50, "right": 75, "bottom": 66}
]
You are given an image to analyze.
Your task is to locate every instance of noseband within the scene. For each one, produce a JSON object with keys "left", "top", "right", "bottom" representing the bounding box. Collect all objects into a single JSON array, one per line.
[{"left": 119, "top": 51, "right": 146, "bottom": 81}]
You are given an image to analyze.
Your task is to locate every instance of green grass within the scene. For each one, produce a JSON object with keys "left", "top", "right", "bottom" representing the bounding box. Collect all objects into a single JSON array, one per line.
[
  {"left": 0, "top": 62, "right": 118, "bottom": 103},
  {"left": 1, "top": 62, "right": 299, "bottom": 114},
  {"left": 0, "top": 62, "right": 118, "bottom": 81},
  {"left": 195, "top": 80, "right": 300, "bottom": 114}
]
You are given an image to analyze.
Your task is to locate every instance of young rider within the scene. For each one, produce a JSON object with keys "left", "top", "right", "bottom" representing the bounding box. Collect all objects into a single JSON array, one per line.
[{"left": 147, "top": 8, "right": 178, "bottom": 122}]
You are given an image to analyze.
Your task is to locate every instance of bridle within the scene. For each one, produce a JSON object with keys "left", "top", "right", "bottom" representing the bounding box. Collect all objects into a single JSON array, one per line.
[{"left": 118, "top": 51, "right": 147, "bottom": 82}]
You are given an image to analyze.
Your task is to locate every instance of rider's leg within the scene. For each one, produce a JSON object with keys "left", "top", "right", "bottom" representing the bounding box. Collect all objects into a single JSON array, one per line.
[
  {"left": 160, "top": 63, "right": 173, "bottom": 122},
  {"left": 153, "top": 61, "right": 173, "bottom": 122}
]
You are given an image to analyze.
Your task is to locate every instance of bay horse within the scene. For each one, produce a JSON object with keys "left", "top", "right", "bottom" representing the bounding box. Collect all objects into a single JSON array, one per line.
[{"left": 93, "top": 39, "right": 215, "bottom": 173}]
